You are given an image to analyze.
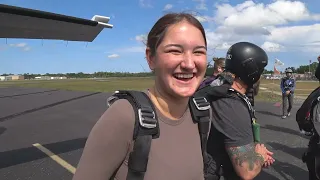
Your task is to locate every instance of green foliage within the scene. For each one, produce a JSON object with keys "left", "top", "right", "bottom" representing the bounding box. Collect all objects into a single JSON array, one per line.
[
  {"left": 205, "top": 67, "right": 214, "bottom": 76},
  {"left": 296, "top": 62, "right": 318, "bottom": 74},
  {"left": 1, "top": 72, "right": 154, "bottom": 79}
]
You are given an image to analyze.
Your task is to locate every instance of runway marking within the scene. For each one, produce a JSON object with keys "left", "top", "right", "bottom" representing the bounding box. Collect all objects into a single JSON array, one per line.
[{"left": 32, "top": 143, "right": 76, "bottom": 174}]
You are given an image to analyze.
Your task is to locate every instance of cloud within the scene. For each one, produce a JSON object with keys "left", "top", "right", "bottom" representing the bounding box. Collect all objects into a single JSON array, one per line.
[
  {"left": 195, "top": 15, "right": 214, "bottom": 23},
  {"left": 108, "top": 54, "right": 120, "bottom": 58},
  {"left": 214, "top": 0, "right": 320, "bottom": 28},
  {"left": 202, "top": 0, "right": 320, "bottom": 53},
  {"left": 193, "top": 0, "right": 207, "bottom": 10},
  {"left": 23, "top": 46, "right": 31, "bottom": 51},
  {"left": 135, "top": 34, "right": 147, "bottom": 43},
  {"left": 139, "top": 0, "right": 153, "bottom": 8},
  {"left": 8, "top": 43, "right": 31, "bottom": 51},
  {"left": 163, "top": 4, "right": 173, "bottom": 11},
  {"left": 261, "top": 41, "right": 285, "bottom": 52},
  {"left": 9, "top": 43, "right": 27, "bottom": 48}
]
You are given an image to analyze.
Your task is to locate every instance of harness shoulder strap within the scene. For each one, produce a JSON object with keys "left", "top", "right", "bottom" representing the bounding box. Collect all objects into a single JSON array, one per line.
[
  {"left": 107, "top": 90, "right": 160, "bottom": 180},
  {"left": 227, "top": 89, "right": 260, "bottom": 143},
  {"left": 189, "top": 95, "right": 211, "bottom": 172},
  {"left": 228, "top": 89, "right": 256, "bottom": 122}
]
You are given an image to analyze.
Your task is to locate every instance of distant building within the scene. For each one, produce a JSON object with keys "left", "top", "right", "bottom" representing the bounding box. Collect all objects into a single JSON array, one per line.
[
  {"left": 34, "top": 76, "right": 67, "bottom": 80},
  {"left": 0, "top": 75, "right": 24, "bottom": 81},
  {"left": 11, "top": 75, "right": 24, "bottom": 80}
]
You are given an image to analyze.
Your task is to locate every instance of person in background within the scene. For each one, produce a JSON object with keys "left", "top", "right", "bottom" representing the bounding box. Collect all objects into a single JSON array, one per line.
[
  {"left": 296, "top": 55, "right": 320, "bottom": 180},
  {"left": 203, "top": 42, "right": 275, "bottom": 180},
  {"left": 198, "top": 57, "right": 225, "bottom": 89},
  {"left": 280, "top": 68, "right": 296, "bottom": 119}
]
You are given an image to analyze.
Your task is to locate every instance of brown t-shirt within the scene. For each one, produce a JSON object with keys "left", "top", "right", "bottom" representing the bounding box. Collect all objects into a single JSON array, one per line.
[{"left": 72, "top": 93, "right": 206, "bottom": 180}]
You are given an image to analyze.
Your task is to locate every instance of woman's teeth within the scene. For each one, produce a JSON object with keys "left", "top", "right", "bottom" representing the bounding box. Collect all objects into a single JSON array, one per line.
[{"left": 174, "top": 73, "right": 194, "bottom": 79}]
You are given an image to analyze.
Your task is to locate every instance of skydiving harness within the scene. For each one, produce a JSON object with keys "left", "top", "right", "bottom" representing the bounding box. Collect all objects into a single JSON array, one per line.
[
  {"left": 106, "top": 90, "right": 211, "bottom": 180},
  {"left": 301, "top": 93, "right": 320, "bottom": 179},
  {"left": 191, "top": 85, "right": 261, "bottom": 179},
  {"left": 228, "top": 89, "right": 261, "bottom": 142}
]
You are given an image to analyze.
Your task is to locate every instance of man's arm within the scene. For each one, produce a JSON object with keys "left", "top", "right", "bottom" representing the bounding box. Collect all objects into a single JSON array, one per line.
[
  {"left": 226, "top": 143, "right": 265, "bottom": 180},
  {"left": 280, "top": 78, "right": 285, "bottom": 93},
  {"left": 211, "top": 98, "right": 265, "bottom": 180}
]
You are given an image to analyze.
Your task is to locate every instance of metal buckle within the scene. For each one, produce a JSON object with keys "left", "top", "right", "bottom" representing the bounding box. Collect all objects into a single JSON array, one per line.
[
  {"left": 106, "top": 95, "right": 119, "bottom": 107},
  {"left": 138, "top": 107, "right": 157, "bottom": 129},
  {"left": 192, "top": 97, "right": 210, "bottom": 111}
]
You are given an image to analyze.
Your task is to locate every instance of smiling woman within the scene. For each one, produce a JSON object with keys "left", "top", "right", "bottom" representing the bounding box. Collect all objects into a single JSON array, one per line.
[{"left": 72, "top": 12, "right": 210, "bottom": 180}]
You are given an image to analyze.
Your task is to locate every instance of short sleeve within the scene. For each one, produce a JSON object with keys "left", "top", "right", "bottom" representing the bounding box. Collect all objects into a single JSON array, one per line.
[{"left": 210, "top": 97, "right": 254, "bottom": 147}]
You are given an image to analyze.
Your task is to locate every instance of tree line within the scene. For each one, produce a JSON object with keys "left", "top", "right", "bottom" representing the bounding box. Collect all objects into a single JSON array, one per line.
[
  {"left": 1, "top": 72, "right": 154, "bottom": 79},
  {"left": 263, "top": 61, "right": 319, "bottom": 74},
  {"left": 2, "top": 61, "right": 318, "bottom": 79}
]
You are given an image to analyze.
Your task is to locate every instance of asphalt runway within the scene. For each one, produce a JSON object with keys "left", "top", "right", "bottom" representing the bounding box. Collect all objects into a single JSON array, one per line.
[{"left": 0, "top": 87, "right": 310, "bottom": 180}]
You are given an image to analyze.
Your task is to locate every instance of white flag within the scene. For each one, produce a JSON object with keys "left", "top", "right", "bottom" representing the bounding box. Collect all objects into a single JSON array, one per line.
[{"left": 275, "top": 58, "right": 284, "bottom": 66}]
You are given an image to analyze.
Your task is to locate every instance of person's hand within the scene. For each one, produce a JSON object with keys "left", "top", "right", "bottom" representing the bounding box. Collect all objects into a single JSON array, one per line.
[
  {"left": 255, "top": 143, "right": 268, "bottom": 162},
  {"left": 286, "top": 91, "right": 290, "bottom": 95},
  {"left": 255, "top": 144, "right": 275, "bottom": 168},
  {"left": 263, "top": 148, "right": 275, "bottom": 168}
]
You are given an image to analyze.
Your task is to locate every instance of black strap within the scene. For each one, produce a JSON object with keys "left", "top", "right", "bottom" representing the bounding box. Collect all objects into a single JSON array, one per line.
[
  {"left": 189, "top": 96, "right": 211, "bottom": 174},
  {"left": 107, "top": 90, "right": 159, "bottom": 180},
  {"left": 316, "top": 148, "right": 320, "bottom": 179},
  {"left": 228, "top": 89, "right": 256, "bottom": 123}
]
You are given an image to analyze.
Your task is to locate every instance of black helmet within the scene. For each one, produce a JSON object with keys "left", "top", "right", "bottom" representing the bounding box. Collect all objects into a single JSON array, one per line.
[{"left": 225, "top": 42, "right": 268, "bottom": 86}]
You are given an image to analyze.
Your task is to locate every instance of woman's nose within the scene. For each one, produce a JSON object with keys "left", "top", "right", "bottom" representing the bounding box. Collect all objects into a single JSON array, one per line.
[{"left": 180, "top": 53, "right": 195, "bottom": 70}]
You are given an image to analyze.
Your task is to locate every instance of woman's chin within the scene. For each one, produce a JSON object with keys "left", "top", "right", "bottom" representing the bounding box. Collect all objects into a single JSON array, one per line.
[{"left": 171, "top": 87, "right": 197, "bottom": 98}]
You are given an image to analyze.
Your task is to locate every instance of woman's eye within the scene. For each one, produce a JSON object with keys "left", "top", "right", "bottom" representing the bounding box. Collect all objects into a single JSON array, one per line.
[
  {"left": 194, "top": 51, "right": 206, "bottom": 55},
  {"left": 168, "top": 50, "right": 181, "bottom": 54}
]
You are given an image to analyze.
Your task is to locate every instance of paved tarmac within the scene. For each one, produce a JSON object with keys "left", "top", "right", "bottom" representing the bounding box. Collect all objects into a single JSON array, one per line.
[{"left": 0, "top": 87, "right": 311, "bottom": 180}]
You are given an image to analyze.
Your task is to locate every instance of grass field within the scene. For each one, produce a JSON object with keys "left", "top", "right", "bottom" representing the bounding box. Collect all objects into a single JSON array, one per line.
[
  {"left": 0, "top": 77, "right": 155, "bottom": 92},
  {"left": 0, "top": 77, "right": 318, "bottom": 102}
]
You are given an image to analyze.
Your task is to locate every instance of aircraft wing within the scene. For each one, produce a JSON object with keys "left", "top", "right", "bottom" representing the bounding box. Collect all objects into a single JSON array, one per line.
[{"left": 0, "top": 4, "right": 113, "bottom": 42}]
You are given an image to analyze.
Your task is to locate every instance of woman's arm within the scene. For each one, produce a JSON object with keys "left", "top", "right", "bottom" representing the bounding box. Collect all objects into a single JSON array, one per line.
[{"left": 72, "top": 99, "right": 135, "bottom": 180}]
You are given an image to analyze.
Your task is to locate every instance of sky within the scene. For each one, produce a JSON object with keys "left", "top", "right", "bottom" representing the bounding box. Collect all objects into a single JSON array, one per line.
[{"left": 0, "top": 0, "right": 319, "bottom": 74}]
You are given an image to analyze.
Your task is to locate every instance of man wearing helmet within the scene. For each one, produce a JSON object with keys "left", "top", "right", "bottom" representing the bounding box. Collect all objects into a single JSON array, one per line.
[
  {"left": 280, "top": 68, "right": 296, "bottom": 119},
  {"left": 197, "top": 42, "right": 275, "bottom": 180}
]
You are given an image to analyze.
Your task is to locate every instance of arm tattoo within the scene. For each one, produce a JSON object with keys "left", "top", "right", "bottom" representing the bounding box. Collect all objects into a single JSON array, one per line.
[{"left": 227, "top": 143, "right": 264, "bottom": 171}]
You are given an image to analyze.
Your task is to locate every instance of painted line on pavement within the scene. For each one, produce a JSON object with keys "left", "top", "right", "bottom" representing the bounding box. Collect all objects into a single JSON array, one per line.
[{"left": 32, "top": 143, "right": 76, "bottom": 174}]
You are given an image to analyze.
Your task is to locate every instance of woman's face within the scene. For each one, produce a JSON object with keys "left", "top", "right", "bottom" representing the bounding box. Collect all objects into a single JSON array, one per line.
[{"left": 147, "top": 20, "right": 207, "bottom": 98}]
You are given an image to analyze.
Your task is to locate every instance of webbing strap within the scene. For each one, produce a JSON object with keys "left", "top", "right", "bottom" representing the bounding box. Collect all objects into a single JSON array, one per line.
[
  {"left": 228, "top": 89, "right": 256, "bottom": 123},
  {"left": 189, "top": 96, "right": 211, "bottom": 174},
  {"left": 127, "top": 135, "right": 153, "bottom": 180},
  {"left": 315, "top": 151, "right": 320, "bottom": 179},
  {"left": 108, "top": 90, "right": 159, "bottom": 180}
]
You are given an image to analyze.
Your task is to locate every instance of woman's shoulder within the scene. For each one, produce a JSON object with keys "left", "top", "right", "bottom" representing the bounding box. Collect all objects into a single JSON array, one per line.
[{"left": 95, "top": 98, "right": 136, "bottom": 135}]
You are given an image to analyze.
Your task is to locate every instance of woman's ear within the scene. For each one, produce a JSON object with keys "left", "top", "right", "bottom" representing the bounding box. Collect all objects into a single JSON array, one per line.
[{"left": 146, "top": 47, "right": 155, "bottom": 71}]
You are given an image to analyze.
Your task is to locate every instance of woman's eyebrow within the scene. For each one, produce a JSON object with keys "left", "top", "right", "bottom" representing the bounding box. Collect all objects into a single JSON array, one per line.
[{"left": 164, "top": 44, "right": 207, "bottom": 50}]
